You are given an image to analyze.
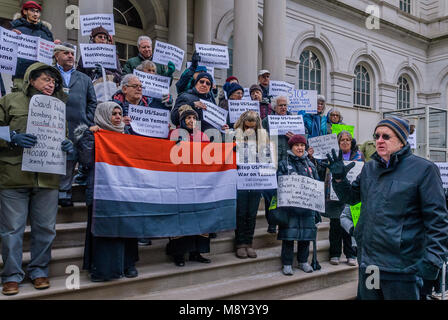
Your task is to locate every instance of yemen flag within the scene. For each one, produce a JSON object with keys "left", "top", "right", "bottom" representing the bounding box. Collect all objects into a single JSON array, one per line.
[{"left": 92, "top": 130, "right": 237, "bottom": 238}]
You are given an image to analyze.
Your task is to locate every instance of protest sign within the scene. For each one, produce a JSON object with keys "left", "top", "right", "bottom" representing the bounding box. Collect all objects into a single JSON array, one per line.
[
  {"left": 0, "top": 40, "right": 18, "bottom": 75},
  {"left": 436, "top": 163, "right": 448, "bottom": 191},
  {"left": 152, "top": 41, "right": 185, "bottom": 71},
  {"left": 186, "top": 62, "right": 214, "bottom": 80},
  {"left": 268, "top": 115, "right": 305, "bottom": 136},
  {"left": 129, "top": 105, "right": 170, "bottom": 138},
  {"left": 80, "top": 14, "right": 115, "bottom": 36},
  {"left": 195, "top": 44, "right": 229, "bottom": 69},
  {"left": 308, "top": 134, "right": 339, "bottom": 159},
  {"left": 0, "top": 126, "right": 10, "bottom": 142},
  {"left": 228, "top": 100, "right": 260, "bottom": 124},
  {"left": 201, "top": 99, "right": 228, "bottom": 130},
  {"left": 37, "top": 38, "right": 55, "bottom": 65},
  {"left": 330, "top": 161, "right": 364, "bottom": 200},
  {"left": 350, "top": 203, "right": 361, "bottom": 228},
  {"left": 243, "top": 88, "right": 251, "bottom": 101},
  {"left": 237, "top": 163, "right": 278, "bottom": 190},
  {"left": 133, "top": 70, "right": 170, "bottom": 99},
  {"left": 408, "top": 131, "right": 416, "bottom": 149},
  {"left": 278, "top": 175, "right": 325, "bottom": 213},
  {"left": 0, "top": 28, "right": 38, "bottom": 61},
  {"left": 332, "top": 124, "right": 354, "bottom": 138},
  {"left": 288, "top": 90, "right": 318, "bottom": 114},
  {"left": 269, "top": 80, "right": 294, "bottom": 97},
  {"left": 79, "top": 43, "right": 117, "bottom": 69},
  {"left": 22, "top": 95, "right": 66, "bottom": 175}
]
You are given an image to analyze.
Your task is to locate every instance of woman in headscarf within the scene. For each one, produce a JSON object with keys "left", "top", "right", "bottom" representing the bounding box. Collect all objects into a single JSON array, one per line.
[{"left": 74, "top": 101, "right": 139, "bottom": 282}]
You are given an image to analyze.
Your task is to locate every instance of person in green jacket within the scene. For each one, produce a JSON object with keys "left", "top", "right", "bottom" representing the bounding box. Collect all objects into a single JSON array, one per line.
[{"left": 0, "top": 62, "right": 74, "bottom": 296}]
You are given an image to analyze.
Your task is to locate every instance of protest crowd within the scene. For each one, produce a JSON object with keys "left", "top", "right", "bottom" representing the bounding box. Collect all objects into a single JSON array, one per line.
[{"left": 0, "top": 1, "right": 447, "bottom": 300}]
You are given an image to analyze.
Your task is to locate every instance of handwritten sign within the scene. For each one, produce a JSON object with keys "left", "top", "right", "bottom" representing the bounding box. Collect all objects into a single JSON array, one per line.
[
  {"left": 237, "top": 163, "right": 278, "bottom": 190},
  {"left": 201, "top": 99, "right": 228, "bottom": 130},
  {"left": 269, "top": 80, "right": 294, "bottom": 97},
  {"left": 350, "top": 203, "right": 361, "bottom": 228},
  {"left": 436, "top": 162, "right": 448, "bottom": 191},
  {"left": 268, "top": 115, "right": 305, "bottom": 136},
  {"left": 133, "top": 70, "right": 170, "bottom": 99},
  {"left": 195, "top": 44, "right": 229, "bottom": 69},
  {"left": 278, "top": 175, "right": 325, "bottom": 213},
  {"left": 330, "top": 161, "right": 364, "bottom": 200},
  {"left": 152, "top": 41, "right": 185, "bottom": 71},
  {"left": 129, "top": 105, "right": 170, "bottom": 138},
  {"left": 37, "top": 38, "right": 55, "bottom": 65},
  {"left": 80, "top": 43, "right": 117, "bottom": 70},
  {"left": 288, "top": 90, "right": 317, "bottom": 114},
  {"left": 308, "top": 134, "right": 339, "bottom": 159},
  {"left": 332, "top": 124, "right": 354, "bottom": 138},
  {"left": 228, "top": 100, "right": 260, "bottom": 124},
  {"left": 22, "top": 95, "right": 66, "bottom": 175},
  {"left": 0, "top": 40, "right": 18, "bottom": 75},
  {"left": 80, "top": 14, "right": 115, "bottom": 36}
]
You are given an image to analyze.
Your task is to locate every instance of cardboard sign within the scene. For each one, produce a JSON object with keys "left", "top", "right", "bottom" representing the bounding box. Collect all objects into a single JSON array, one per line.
[
  {"left": 0, "top": 40, "right": 18, "bottom": 75},
  {"left": 288, "top": 90, "right": 318, "bottom": 114},
  {"left": 80, "top": 14, "right": 115, "bottom": 36},
  {"left": 129, "top": 105, "right": 170, "bottom": 138},
  {"left": 195, "top": 44, "right": 229, "bottom": 69},
  {"left": 37, "top": 38, "right": 55, "bottom": 65},
  {"left": 228, "top": 100, "right": 260, "bottom": 124},
  {"left": 22, "top": 95, "right": 66, "bottom": 175},
  {"left": 308, "top": 134, "right": 339, "bottom": 159},
  {"left": 152, "top": 40, "right": 185, "bottom": 71},
  {"left": 330, "top": 161, "right": 364, "bottom": 200},
  {"left": 133, "top": 70, "right": 170, "bottom": 99},
  {"left": 201, "top": 99, "right": 228, "bottom": 130},
  {"left": 269, "top": 80, "right": 294, "bottom": 97},
  {"left": 79, "top": 43, "right": 117, "bottom": 70},
  {"left": 332, "top": 124, "right": 354, "bottom": 138},
  {"left": 278, "top": 175, "right": 325, "bottom": 213},
  {"left": 268, "top": 115, "right": 305, "bottom": 136},
  {"left": 237, "top": 163, "right": 278, "bottom": 190}
]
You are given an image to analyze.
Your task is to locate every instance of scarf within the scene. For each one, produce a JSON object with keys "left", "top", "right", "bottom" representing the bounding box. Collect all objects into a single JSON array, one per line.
[{"left": 94, "top": 101, "right": 125, "bottom": 133}]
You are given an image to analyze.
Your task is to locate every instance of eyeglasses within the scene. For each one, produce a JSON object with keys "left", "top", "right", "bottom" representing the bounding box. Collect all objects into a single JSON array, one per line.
[
  {"left": 27, "top": 8, "right": 40, "bottom": 14},
  {"left": 126, "top": 84, "right": 143, "bottom": 89},
  {"left": 199, "top": 79, "right": 211, "bottom": 86},
  {"left": 95, "top": 35, "right": 108, "bottom": 40},
  {"left": 373, "top": 133, "right": 392, "bottom": 141}
]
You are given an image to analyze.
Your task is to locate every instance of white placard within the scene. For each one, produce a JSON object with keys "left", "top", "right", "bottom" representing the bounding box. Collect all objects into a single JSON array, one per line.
[
  {"left": 288, "top": 90, "right": 318, "bottom": 114},
  {"left": 330, "top": 161, "right": 364, "bottom": 201},
  {"left": 201, "top": 99, "right": 228, "bottom": 130},
  {"left": 0, "top": 126, "right": 10, "bottom": 142},
  {"left": 268, "top": 115, "right": 305, "bottom": 136},
  {"left": 186, "top": 62, "right": 214, "bottom": 81},
  {"left": 308, "top": 134, "right": 339, "bottom": 160},
  {"left": 195, "top": 44, "right": 229, "bottom": 69},
  {"left": 242, "top": 88, "right": 251, "bottom": 101},
  {"left": 228, "top": 100, "right": 260, "bottom": 124},
  {"left": 0, "top": 28, "right": 39, "bottom": 61},
  {"left": 80, "top": 14, "right": 115, "bottom": 36},
  {"left": 408, "top": 131, "right": 416, "bottom": 149},
  {"left": 128, "top": 105, "right": 170, "bottom": 138},
  {"left": 278, "top": 175, "right": 325, "bottom": 213},
  {"left": 269, "top": 80, "right": 295, "bottom": 97},
  {"left": 37, "top": 38, "right": 55, "bottom": 65},
  {"left": 79, "top": 43, "right": 117, "bottom": 70},
  {"left": 152, "top": 41, "right": 185, "bottom": 71},
  {"left": 237, "top": 163, "right": 278, "bottom": 190},
  {"left": 133, "top": 69, "right": 170, "bottom": 99},
  {"left": 436, "top": 162, "right": 448, "bottom": 190},
  {"left": 22, "top": 95, "right": 66, "bottom": 175},
  {"left": 0, "top": 40, "right": 18, "bottom": 75}
]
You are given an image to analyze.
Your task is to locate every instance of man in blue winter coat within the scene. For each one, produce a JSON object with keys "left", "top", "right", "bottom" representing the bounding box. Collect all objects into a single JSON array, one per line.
[{"left": 326, "top": 116, "right": 448, "bottom": 300}]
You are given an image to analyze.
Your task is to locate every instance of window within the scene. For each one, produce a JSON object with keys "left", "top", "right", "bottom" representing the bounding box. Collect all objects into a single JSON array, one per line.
[
  {"left": 353, "top": 65, "right": 371, "bottom": 107},
  {"left": 227, "top": 36, "right": 234, "bottom": 78},
  {"left": 113, "top": 0, "right": 143, "bottom": 29},
  {"left": 298, "top": 50, "right": 321, "bottom": 94},
  {"left": 397, "top": 76, "right": 411, "bottom": 110},
  {"left": 116, "top": 42, "right": 139, "bottom": 67},
  {"left": 400, "top": 0, "right": 411, "bottom": 14}
]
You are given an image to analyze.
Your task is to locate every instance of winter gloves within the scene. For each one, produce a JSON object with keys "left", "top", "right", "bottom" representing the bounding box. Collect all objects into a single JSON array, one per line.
[
  {"left": 10, "top": 132, "right": 37, "bottom": 148},
  {"left": 61, "top": 139, "right": 75, "bottom": 154},
  {"left": 325, "top": 149, "right": 356, "bottom": 180}
]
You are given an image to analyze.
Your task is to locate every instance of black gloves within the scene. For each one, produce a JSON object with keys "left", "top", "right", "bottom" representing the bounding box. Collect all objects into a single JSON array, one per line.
[
  {"left": 325, "top": 149, "right": 356, "bottom": 180},
  {"left": 191, "top": 51, "right": 201, "bottom": 70}
]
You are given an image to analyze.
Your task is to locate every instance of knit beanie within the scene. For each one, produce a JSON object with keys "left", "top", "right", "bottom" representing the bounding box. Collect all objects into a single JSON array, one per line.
[
  {"left": 195, "top": 66, "right": 207, "bottom": 73},
  {"left": 224, "top": 82, "right": 244, "bottom": 98},
  {"left": 226, "top": 76, "right": 239, "bottom": 83},
  {"left": 91, "top": 26, "right": 110, "bottom": 38},
  {"left": 288, "top": 134, "right": 307, "bottom": 149},
  {"left": 249, "top": 84, "right": 262, "bottom": 95},
  {"left": 375, "top": 116, "right": 410, "bottom": 145},
  {"left": 194, "top": 72, "right": 213, "bottom": 86},
  {"left": 179, "top": 105, "right": 198, "bottom": 122}
]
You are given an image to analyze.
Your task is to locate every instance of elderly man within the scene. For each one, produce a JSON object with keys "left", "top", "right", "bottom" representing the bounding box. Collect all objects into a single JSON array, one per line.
[
  {"left": 54, "top": 42, "right": 97, "bottom": 207},
  {"left": 326, "top": 116, "right": 448, "bottom": 300},
  {"left": 123, "top": 36, "right": 175, "bottom": 80},
  {"left": 258, "top": 70, "right": 272, "bottom": 103}
]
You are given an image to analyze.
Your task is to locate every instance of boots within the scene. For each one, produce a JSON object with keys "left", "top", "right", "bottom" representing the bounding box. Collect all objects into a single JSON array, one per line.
[{"left": 236, "top": 244, "right": 248, "bottom": 259}]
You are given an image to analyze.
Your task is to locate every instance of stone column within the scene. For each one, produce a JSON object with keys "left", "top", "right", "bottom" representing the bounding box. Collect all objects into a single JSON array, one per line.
[
  {"left": 262, "top": 0, "right": 286, "bottom": 81},
  {"left": 233, "top": 0, "right": 258, "bottom": 87},
  {"left": 78, "top": 0, "right": 113, "bottom": 44},
  {"left": 168, "top": 0, "right": 187, "bottom": 51},
  {"left": 41, "top": 0, "right": 68, "bottom": 42},
  {"left": 194, "top": 0, "right": 212, "bottom": 44}
]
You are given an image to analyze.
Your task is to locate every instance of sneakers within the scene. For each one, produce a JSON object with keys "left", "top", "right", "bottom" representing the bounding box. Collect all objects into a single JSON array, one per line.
[
  {"left": 298, "top": 263, "right": 313, "bottom": 273},
  {"left": 2, "top": 282, "right": 19, "bottom": 296},
  {"left": 330, "top": 257, "right": 340, "bottom": 265},
  {"left": 138, "top": 238, "right": 152, "bottom": 246},
  {"left": 174, "top": 255, "right": 185, "bottom": 267},
  {"left": 246, "top": 247, "right": 257, "bottom": 259},
  {"left": 32, "top": 277, "right": 50, "bottom": 290},
  {"left": 347, "top": 258, "right": 357, "bottom": 266},
  {"left": 282, "top": 265, "right": 294, "bottom": 276},
  {"left": 236, "top": 247, "right": 248, "bottom": 259}
]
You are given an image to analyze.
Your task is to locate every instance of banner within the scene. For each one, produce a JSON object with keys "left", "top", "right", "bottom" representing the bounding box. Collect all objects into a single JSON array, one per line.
[
  {"left": 0, "top": 40, "right": 18, "bottom": 75},
  {"left": 288, "top": 90, "right": 318, "bottom": 114},
  {"left": 228, "top": 100, "right": 260, "bottom": 124},
  {"left": 152, "top": 40, "right": 185, "bottom": 71},
  {"left": 332, "top": 124, "right": 354, "bottom": 138},
  {"left": 201, "top": 99, "right": 228, "bottom": 130},
  {"left": 80, "top": 14, "right": 115, "bottom": 36},
  {"left": 278, "top": 175, "right": 325, "bottom": 213},
  {"left": 269, "top": 80, "right": 294, "bottom": 97},
  {"left": 93, "top": 130, "right": 237, "bottom": 237},
  {"left": 268, "top": 115, "right": 305, "bottom": 136},
  {"left": 195, "top": 44, "right": 229, "bottom": 69},
  {"left": 133, "top": 69, "right": 170, "bottom": 99},
  {"left": 129, "top": 105, "right": 170, "bottom": 138},
  {"left": 22, "top": 95, "right": 66, "bottom": 175},
  {"left": 237, "top": 163, "right": 277, "bottom": 190},
  {"left": 79, "top": 43, "right": 117, "bottom": 70},
  {"left": 330, "top": 161, "right": 364, "bottom": 200},
  {"left": 37, "top": 38, "right": 55, "bottom": 65},
  {"left": 0, "top": 28, "right": 38, "bottom": 61},
  {"left": 308, "top": 134, "right": 339, "bottom": 159}
]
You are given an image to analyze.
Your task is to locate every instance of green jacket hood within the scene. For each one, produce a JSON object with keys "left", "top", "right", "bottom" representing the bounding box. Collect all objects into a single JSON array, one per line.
[{"left": 23, "top": 62, "right": 67, "bottom": 102}]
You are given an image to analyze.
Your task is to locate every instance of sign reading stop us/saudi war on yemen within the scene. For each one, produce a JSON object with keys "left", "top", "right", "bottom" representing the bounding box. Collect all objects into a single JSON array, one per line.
[
  {"left": 308, "top": 134, "right": 340, "bottom": 159},
  {"left": 80, "top": 43, "right": 117, "bottom": 70},
  {"left": 133, "top": 70, "right": 170, "bottom": 99},
  {"left": 268, "top": 115, "right": 305, "bottom": 136},
  {"left": 228, "top": 100, "right": 260, "bottom": 124},
  {"left": 237, "top": 163, "right": 278, "bottom": 190},
  {"left": 129, "top": 105, "right": 170, "bottom": 139},
  {"left": 152, "top": 40, "right": 185, "bottom": 71},
  {"left": 277, "top": 175, "right": 325, "bottom": 213},
  {"left": 22, "top": 95, "right": 66, "bottom": 175}
]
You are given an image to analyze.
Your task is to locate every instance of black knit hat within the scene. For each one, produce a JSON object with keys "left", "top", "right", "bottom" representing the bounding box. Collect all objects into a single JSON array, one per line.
[
  {"left": 179, "top": 105, "right": 198, "bottom": 122},
  {"left": 194, "top": 72, "right": 213, "bottom": 86}
]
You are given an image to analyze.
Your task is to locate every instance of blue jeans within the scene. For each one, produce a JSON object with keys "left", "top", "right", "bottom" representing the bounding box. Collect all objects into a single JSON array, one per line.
[{"left": 0, "top": 188, "right": 58, "bottom": 283}]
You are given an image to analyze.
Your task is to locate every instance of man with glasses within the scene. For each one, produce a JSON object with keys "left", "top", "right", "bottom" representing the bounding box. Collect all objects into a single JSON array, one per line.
[
  {"left": 326, "top": 116, "right": 448, "bottom": 300},
  {"left": 258, "top": 70, "right": 273, "bottom": 103}
]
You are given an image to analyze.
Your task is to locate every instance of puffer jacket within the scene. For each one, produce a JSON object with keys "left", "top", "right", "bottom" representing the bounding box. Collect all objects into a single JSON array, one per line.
[
  {"left": 276, "top": 150, "right": 320, "bottom": 241},
  {"left": 333, "top": 144, "right": 448, "bottom": 280},
  {"left": 301, "top": 111, "right": 327, "bottom": 138},
  {"left": 0, "top": 62, "right": 67, "bottom": 189}
]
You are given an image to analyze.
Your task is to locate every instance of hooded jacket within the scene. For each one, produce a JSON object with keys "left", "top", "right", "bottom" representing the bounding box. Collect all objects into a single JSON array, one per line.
[{"left": 0, "top": 62, "right": 67, "bottom": 189}]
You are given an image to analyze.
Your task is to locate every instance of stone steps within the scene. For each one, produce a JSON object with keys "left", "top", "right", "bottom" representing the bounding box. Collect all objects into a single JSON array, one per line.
[{"left": 284, "top": 279, "right": 358, "bottom": 300}]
